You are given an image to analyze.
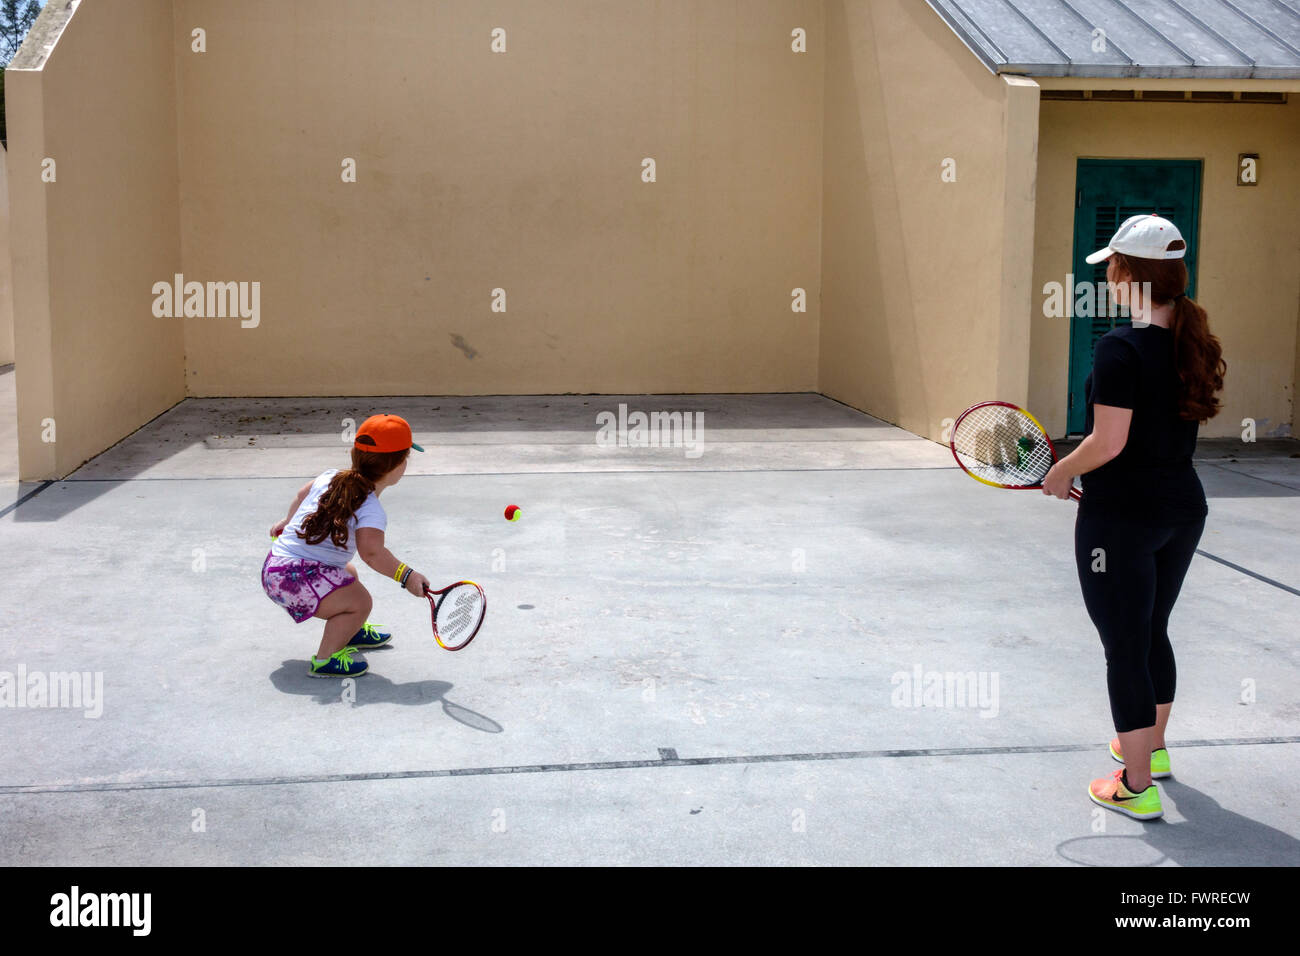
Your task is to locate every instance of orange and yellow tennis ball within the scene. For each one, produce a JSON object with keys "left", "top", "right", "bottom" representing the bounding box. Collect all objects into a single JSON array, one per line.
[{"left": 504, "top": 504, "right": 521, "bottom": 522}]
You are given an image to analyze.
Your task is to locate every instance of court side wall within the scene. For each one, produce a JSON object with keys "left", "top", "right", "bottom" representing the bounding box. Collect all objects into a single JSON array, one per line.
[
  {"left": 819, "top": 0, "right": 1039, "bottom": 442},
  {"left": 174, "top": 0, "right": 825, "bottom": 397},
  {"left": 1294, "top": 297, "right": 1300, "bottom": 434},
  {"left": 0, "top": 146, "right": 13, "bottom": 366},
  {"left": 8, "top": 0, "right": 184, "bottom": 480},
  {"left": 1031, "top": 96, "right": 1300, "bottom": 440}
]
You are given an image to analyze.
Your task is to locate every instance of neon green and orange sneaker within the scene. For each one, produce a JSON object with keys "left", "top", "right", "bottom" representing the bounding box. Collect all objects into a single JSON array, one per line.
[
  {"left": 1110, "top": 738, "right": 1172, "bottom": 779},
  {"left": 1089, "top": 768, "right": 1163, "bottom": 821}
]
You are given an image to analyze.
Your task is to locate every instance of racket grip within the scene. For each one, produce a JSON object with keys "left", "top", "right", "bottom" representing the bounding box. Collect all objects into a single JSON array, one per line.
[{"left": 1069, "top": 488, "right": 1083, "bottom": 501}]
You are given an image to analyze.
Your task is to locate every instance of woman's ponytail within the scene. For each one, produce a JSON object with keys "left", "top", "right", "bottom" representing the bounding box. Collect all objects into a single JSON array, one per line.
[{"left": 1169, "top": 294, "right": 1226, "bottom": 423}]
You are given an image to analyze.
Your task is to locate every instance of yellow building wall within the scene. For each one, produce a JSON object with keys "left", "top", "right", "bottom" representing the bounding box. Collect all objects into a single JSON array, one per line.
[
  {"left": 8, "top": 0, "right": 184, "bottom": 479},
  {"left": 1294, "top": 297, "right": 1300, "bottom": 434},
  {"left": 819, "top": 0, "right": 1039, "bottom": 442},
  {"left": 8, "top": 0, "right": 1298, "bottom": 478},
  {"left": 173, "top": 0, "right": 825, "bottom": 397},
  {"left": 1031, "top": 97, "right": 1300, "bottom": 439},
  {"left": 0, "top": 145, "right": 13, "bottom": 366}
]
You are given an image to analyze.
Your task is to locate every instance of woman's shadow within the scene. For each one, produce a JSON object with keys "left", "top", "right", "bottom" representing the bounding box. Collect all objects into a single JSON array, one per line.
[
  {"left": 1058, "top": 779, "right": 1300, "bottom": 866},
  {"left": 269, "top": 660, "right": 504, "bottom": 733}
]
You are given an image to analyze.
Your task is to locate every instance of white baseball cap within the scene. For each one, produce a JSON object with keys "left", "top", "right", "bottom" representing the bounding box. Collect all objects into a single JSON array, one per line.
[{"left": 1085, "top": 214, "right": 1187, "bottom": 264}]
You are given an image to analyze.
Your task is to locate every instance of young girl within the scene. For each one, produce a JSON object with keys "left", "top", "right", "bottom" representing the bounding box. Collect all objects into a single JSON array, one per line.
[
  {"left": 262, "top": 414, "right": 432, "bottom": 677},
  {"left": 1042, "top": 214, "right": 1225, "bottom": 821}
]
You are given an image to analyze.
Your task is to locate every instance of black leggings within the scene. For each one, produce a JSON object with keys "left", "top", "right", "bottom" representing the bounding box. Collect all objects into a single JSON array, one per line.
[{"left": 1074, "top": 508, "right": 1205, "bottom": 734}]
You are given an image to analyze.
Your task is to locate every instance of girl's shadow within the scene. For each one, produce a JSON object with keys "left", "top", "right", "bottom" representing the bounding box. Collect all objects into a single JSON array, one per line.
[{"left": 269, "top": 660, "right": 503, "bottom": 732}]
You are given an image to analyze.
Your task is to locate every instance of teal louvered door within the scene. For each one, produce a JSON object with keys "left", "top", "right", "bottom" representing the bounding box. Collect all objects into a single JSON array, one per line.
[{"left": 1068, "top": 160, "right": 1202, "bottom": 434}]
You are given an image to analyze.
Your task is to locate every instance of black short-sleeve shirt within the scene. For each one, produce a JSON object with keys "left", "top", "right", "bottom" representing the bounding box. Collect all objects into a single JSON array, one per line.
[{"left": 1081, "top": 324, "right": 1208, "bottom": 524}]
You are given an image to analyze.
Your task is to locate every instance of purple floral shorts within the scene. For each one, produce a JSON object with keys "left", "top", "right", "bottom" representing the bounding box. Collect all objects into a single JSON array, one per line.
[{"left": 261, "top": 553, "right": 356, "bottom": 623}]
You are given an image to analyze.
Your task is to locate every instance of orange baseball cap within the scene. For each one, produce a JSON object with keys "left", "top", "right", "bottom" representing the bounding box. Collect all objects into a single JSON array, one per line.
[{"left": 354, "top": 414, "right": 424, "bottom": 453}]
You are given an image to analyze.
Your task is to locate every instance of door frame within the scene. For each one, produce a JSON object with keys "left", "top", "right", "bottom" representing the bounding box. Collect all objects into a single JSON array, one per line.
[{"left": 1067, "top": 158, "right": 1204, "bottom": 434}]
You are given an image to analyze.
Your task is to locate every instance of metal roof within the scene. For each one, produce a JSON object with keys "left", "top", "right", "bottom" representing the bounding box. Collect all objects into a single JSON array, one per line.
[{"left": 925, "top": 0, "right": 1300, "bottom": 78}]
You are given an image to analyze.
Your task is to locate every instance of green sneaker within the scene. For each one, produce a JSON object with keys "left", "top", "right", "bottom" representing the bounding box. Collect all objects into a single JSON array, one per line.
[
  {"left": 307, "top": 646, "right": 369, "bottom": 678},
  {"left": 1110, "top": 738, "right": 1172, "bottom": 779},
  {"left": 1089, "top": 768, "right": 1163, "bottom": 821}
]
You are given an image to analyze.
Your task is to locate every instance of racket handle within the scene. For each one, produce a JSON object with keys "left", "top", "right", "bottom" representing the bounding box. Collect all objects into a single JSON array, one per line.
[{"left": 1069, "top": 488, "right": 1082, "bottom": 502}]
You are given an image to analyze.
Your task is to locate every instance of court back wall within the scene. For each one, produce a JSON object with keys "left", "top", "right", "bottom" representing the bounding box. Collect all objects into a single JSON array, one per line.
[{"left": 175, "top": 0, "right": 825, "bottom": 397}]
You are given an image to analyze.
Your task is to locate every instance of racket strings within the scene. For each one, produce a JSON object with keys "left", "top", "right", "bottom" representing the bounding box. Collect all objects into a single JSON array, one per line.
[
  {"left": 436, "top": 587, "right": 484, "bottom": 644},
  {"left": 952, "top": 406, "right": 1055, "bottom": 486}
]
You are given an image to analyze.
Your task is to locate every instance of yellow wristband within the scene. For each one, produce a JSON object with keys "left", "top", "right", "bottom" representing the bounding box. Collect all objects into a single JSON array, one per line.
[{"left": 394, "top": 562, "right": 407, "bottom": 582}]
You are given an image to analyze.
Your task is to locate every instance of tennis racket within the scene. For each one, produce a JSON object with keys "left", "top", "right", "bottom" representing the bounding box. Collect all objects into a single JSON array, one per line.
[
  {"left": 424, "top": 581, "right": 487, "bottom": 651},
  {"left": 950, "top": 401, "right": 1081, "bottom": 500}
]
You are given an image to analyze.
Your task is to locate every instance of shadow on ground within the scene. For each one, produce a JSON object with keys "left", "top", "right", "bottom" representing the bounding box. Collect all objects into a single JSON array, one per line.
[
  {"left": 269, "top": 662, "right": 503, "bottom": 732},
  {"left": 1056, "top": 780, "right": 1300, "bottom": 866}
]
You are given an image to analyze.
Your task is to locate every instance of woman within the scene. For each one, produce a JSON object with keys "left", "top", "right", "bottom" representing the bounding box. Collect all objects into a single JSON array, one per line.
[{"left": 1042, "top": 214, "right": 1226, "bottom": 821}]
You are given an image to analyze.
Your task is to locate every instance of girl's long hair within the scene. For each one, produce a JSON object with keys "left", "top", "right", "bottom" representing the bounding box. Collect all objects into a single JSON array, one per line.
[
  {"left": 297, "top": 447, "right": 409, "bottom": 548},
  {"left": 1112, "top": 244, "right": 1226, "bottom": 422}
]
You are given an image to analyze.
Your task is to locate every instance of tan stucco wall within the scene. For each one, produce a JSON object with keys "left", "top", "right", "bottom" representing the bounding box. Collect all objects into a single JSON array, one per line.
[
  {"left": 8, "top": 0, "right": 1299, "bottom": 476},
  {"left": 819, "top": 0, "right": 1039, "bottom": 442},
  {"left": 0, "top": 145, "right": 13, "bottom": 366},
  {"left": 1031, "top": 97, "right": 1300, "bottom": 439},
  {"left": 8, "top": 0, "right": 184, "bottom": 479},
  {"left": 1294, "top": 297, "right": 1300, "bottom": 434},
  {"left": 173, "top": 0, "right": 824, "bottom": 397}
]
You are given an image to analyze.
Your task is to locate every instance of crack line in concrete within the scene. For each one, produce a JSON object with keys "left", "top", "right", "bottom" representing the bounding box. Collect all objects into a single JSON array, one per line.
[{"left": 3, "top": 736, "right": 1298, "bottom": 796}]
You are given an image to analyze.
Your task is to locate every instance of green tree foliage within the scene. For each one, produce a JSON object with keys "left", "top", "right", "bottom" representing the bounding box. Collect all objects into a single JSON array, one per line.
[
  {"left": 0, "top": 1, "right": 40, "bottom": 65},
  {"left": 0, "top": 0, "right": 41, "bottom": 147}
]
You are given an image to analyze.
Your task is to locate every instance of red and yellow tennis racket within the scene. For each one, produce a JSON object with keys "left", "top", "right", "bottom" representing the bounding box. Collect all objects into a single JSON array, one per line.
[
  {"left": 950, "top": 401, "right": 1081, "bottom": 500},
  {"left": 424, "top": 581, "right": 487, "bottom": 651}
]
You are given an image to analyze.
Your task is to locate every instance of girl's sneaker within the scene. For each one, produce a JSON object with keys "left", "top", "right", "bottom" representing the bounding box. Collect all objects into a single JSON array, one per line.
[
  {"left": 1089, "top": 768, "right": 1163, "bottom": 821},
  {"left": 347, "top": 621, "right": 391, "bottom": 649},
  {"left": 1109, "top": 738, "right": 1172, "bottom": 778},
  {"left": 308, "top": 646, "right": 369, "bottom": 678}
]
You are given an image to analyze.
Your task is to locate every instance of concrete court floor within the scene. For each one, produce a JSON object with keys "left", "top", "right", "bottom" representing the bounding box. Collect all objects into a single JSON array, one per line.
[{"left": 1, "top": 383, "right": 1298, "bottom": 866}]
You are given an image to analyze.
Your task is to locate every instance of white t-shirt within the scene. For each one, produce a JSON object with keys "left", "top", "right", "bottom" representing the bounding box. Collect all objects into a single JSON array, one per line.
[{"left": 270, "top": 469, "right": 387, "bottom": 567}]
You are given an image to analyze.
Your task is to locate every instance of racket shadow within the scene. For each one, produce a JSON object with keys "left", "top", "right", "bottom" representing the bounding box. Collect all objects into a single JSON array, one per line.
[{"left": 441, "top": 698, "right": 504, "bottom": 734}]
